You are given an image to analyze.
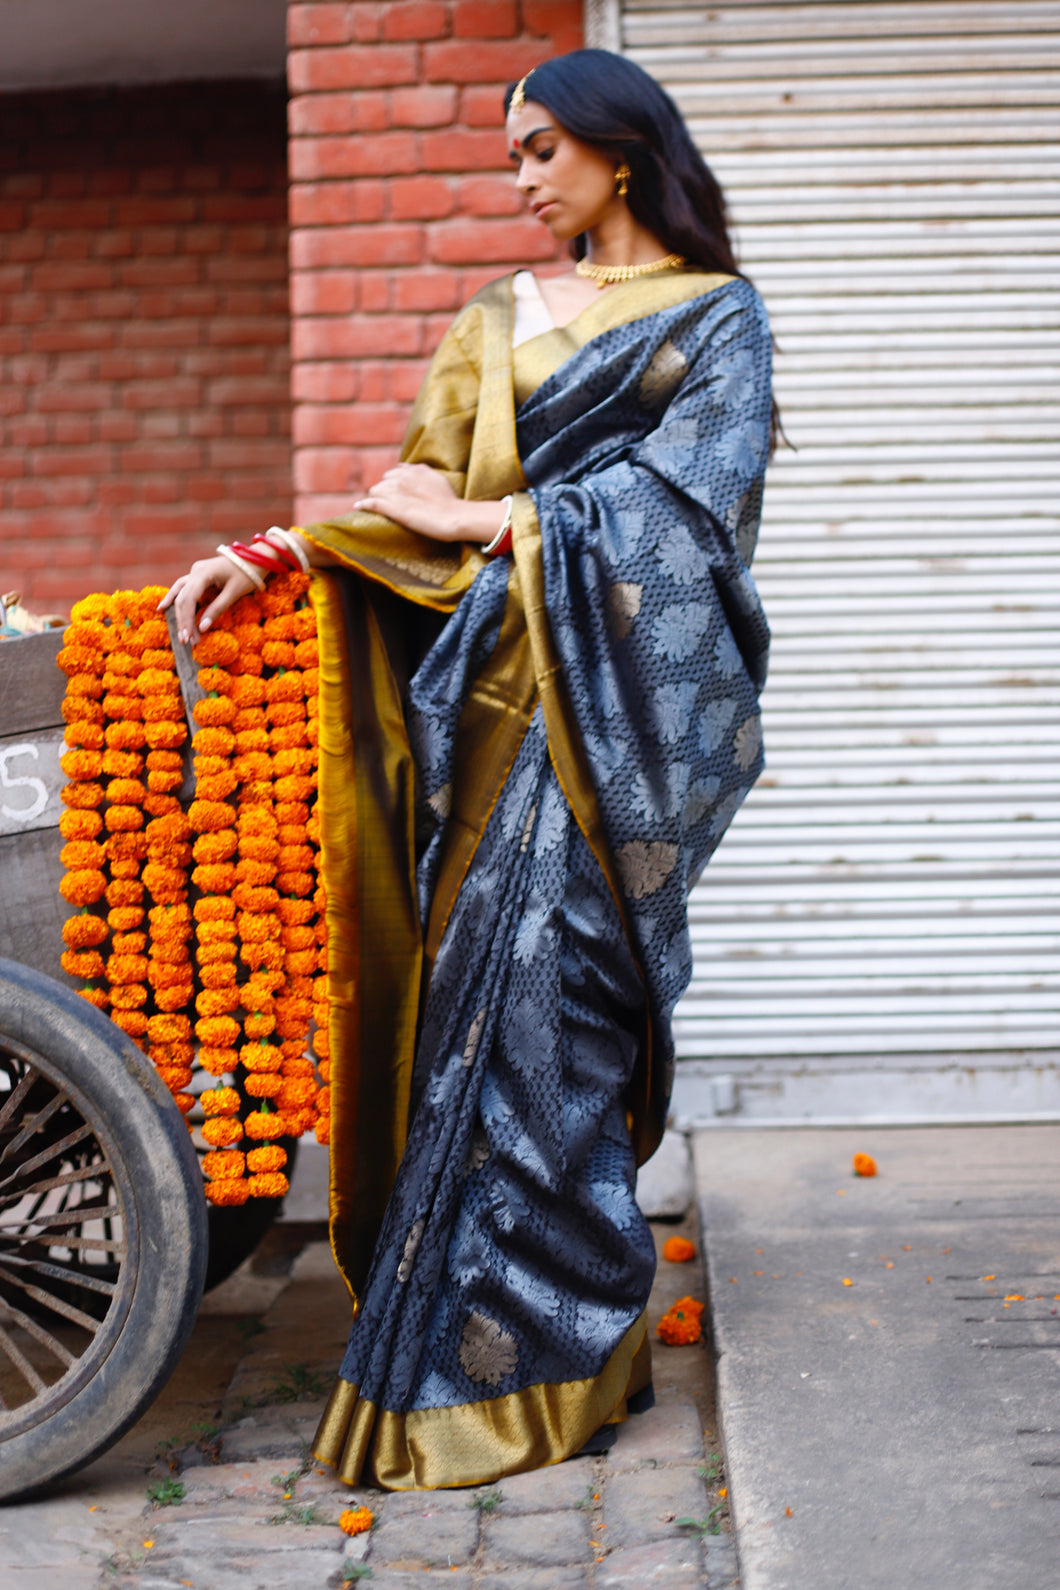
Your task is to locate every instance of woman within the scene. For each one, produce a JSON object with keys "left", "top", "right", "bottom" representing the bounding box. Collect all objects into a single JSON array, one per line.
[{"left": 164, "top": 48, "right": 772, "bottom": 1490}]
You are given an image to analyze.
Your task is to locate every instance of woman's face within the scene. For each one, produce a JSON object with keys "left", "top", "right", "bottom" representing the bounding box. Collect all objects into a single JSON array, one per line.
[{"left": 506, "top": 99, "right": 622, "bottom": 240}]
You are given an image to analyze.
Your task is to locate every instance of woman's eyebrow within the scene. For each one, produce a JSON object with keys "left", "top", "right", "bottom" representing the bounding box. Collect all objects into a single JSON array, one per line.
[{"left": 507, "top": 125, "right": 555, "bottom": 160}]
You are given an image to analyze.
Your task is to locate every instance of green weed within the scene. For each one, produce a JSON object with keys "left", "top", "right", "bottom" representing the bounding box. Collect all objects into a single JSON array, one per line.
[{"left": 146, "top": 1478, "right": 185, "bottom": 1508}]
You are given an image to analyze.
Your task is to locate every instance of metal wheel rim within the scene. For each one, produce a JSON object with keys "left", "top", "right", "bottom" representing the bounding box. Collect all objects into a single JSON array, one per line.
[{"left": 0, "top": 1032, "right": 139, "bottom": 1441}]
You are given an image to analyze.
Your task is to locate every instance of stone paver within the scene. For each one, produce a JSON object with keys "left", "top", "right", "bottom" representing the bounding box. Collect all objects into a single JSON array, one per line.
[
  {"left": 481, "top": 1506, "right": 592, "bottom": 1566},
  {"left": 601, "top": 1463, "right": 711, "bottom": 1551},
  {"left": 484, "top": 1460, "right": 595, "bottom": 1515},
  {"left": 596, "top": 1537, "right": 704, "bottom": 1589},
  {"left": 607, "top": 1401, "right": 704, "bottom": 1473},
  {"left": 368, "top": 1492, "right": 480, "bottom": 1568}
]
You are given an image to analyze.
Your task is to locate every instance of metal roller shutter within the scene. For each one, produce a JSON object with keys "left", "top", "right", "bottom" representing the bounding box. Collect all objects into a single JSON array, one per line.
[{"left": 596, "top": 0, "right": 1060, "bottom": 1121}]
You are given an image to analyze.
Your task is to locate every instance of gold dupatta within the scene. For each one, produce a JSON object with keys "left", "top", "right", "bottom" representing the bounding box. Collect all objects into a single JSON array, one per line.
[{"left": 301, "top": 269, "right": 731, "bottom": 1308}]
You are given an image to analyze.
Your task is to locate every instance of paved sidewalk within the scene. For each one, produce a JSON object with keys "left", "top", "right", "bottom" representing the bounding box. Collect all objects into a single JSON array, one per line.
[
  {"left": 0, "top": 1207, "right": 736, "bottom": 1589},
  {"left": 695, "top": 1124, "right": 1060, "bottom": 1590}
]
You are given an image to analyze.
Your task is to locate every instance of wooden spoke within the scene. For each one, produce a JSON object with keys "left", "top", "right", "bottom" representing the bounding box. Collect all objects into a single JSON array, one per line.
[{"left": 0, "top": 1043, "right": 130, "bottom": 1427}]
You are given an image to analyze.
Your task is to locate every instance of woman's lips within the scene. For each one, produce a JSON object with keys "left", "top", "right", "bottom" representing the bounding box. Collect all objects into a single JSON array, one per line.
[{"left": 533, "top": 200, "right": 558, "bottom": 218}]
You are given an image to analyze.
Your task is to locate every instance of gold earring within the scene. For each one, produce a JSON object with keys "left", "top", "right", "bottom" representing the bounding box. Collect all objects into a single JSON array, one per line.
[{"left": 615, "top": 162, "right": 631, "bottom": 197}]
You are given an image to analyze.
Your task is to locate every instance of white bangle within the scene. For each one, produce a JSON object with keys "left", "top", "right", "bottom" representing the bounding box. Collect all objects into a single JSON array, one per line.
[
  {"left": 483, "top": 495, "right": 514, "bottom": 555},
  {"left": 216, "top": 543, "right": 266, "bottom": 592},
  {"left": 265, "top": 525, "right": 311, "bottom": 573}
]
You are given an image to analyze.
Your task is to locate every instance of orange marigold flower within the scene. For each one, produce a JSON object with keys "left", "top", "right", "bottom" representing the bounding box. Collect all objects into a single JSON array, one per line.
[
  {"left": 314, "top": 1117, "right": 330, "bottom": 1146},
  {"left": 155, "top": 1065, "right": 194, "bottom": 1093},
  {"left": 61, "top": 748, "right": 104, "bottom": 781},
  {"left": 104, "top": 804, "right": 144, "bottom": 834},
  {"left": 194, "top": 896, "right": 236, "bottom": 922},
  {"left": 192, "top": 863, "right": 238, "bottom": 894},
  {"left": 198, "top": 1045, "right": 239, "bottom": 1076},
  {"left": 60, "top": 839, "right": 106, "bottom": 872},
  {"left": 143, "top": 862, "right": 185, "bottom": 898},
  {"left": 273, "top": 748, "right": 313, "bottom": 777},
  {"left": 61, "top": 948, "right": 105, "bottom": 979},
  {"left": 196, "top": 1015, "right": 241, "bottom": 1047},
  {"left": 247, "top": 1172, "right": 289, "bottom": 1199},
  {"left": 145, "top": 748, "right": 183, "bottom": 770},
  {"left": 277, "top": 1078, "right": 317, "bottom": 1110},
  {"left": 199, "top": 963, "right": 238, "bottom": 992},
  {"left": 192, "top": 830, "right": 238, "bottom": 863},
  {"left": 78, "top": 986, "right": 109, "bottom": 1010},
  {"left": 193, "top": 631, "right": 240, "bottom": 667},
  {"left": 110, "top": 983, "right": 148, "bottom": 1010},
  {"left": 234, "top": 859, "right": 277, "bottom": 889},
  {"left": 656, "top": 1300, "right": 704, "bottom": 1347},
  {"left": 62, "top": 698, "right": 105, "bottom": 727},
  {"left": 241, "top": 1040, "right": 281, "bottom": 1073},
  {"left": 61, "top": 781, "right": 106, "bottom": 811},
  {"left": 196, "top": 666, "right": 232, "bottom": 695},
  {"left": 853, "top": 1153, "right": 877, "bottom": 1178},
  {"left": 188, "top": 798, "right": 236, "bottom": 832},
  {"left": 202, "top": 1151, "right": 246, "bottom": 1181},
  {"left": 191, "top": 726, "right": 235, "bottom": 758},
  {"left": 338, "top": 1506, "right": 373, "bottom": 1538},
  {"left": 63, "top": 721, "right": 106, "bottom": 751},
  {"left": 193, "top": 695, "right": 237, "bottom": 728},
  {"left": 245, "top": 1072, "right": 283, "bottom": 1097},
  {"left": 277, "top": 870, "right": 314, "bottom": 897},
  {"left": 204, "top": 1179, "right": 250, "bottom": 1207},
  {"left": 146, "top": 769, "right": 184, "bottom": 795},
  {"left": 197, "top": 940, "right": 238, "bottom": 967},
  {"left": 201, "top": 1086, "right": 241, "bottom": 1116},
  {"left": 244, "top": 1110, "right": 285, "bottom": 1140},
  {"left": 155, "top": 985, "right": 193, "bottom": 1013},
  {"left": 110, "top": 1009, "right": 149, "bottom": 1039},
  {"left": 243, "top": 1010, "right": 276, "bottom": 1037},
  {"left": 196, "top": 987, "right": 241, "bottom": 1018},
  {"left": 112, "top": 931, "right": 147, "bottom": 955},
  {"left": 233, "top": 883, "right": 279, "bottom": 914},
  {"left": 62, "top": 912, "right": 109, "bottom": 949},
  {"left": 246, "top": 1144, "right": 286, "bottom": 1174},
  {"left": 60, "top": 869, "right": 107, "bottom": 907},
  {"left": 202, "top": 1117, "right": 243, "bottom": 1148},
  {"left": 663, "top": 1236, "right": 698, "bottom": 1264},
  {"left": 146, "top": 1013, "right": 192, "bottom": 1043},
  {"left": 143, "top": 719, "right": 186, "bottom": 749}
]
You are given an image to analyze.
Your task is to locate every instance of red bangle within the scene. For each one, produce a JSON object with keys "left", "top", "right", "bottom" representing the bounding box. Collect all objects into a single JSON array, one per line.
[
  {"left": 487, "top": 526, "right": 512, "bottom": 557},
  {"left": 252, "top": 532, "right": 300, "bottom": 572},
  {"left": 230, "top": 541, "right": 287, "bottom": 573}
]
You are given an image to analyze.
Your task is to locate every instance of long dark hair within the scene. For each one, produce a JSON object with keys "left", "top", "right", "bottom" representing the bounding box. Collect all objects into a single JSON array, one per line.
[{"left": 504, "top": 49, "right": 740, "bottom": 277}]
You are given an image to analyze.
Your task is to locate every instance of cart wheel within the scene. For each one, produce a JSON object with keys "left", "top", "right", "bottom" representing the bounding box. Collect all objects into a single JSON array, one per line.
[{"left": 0, "top": 959, "right": 207, "bottom": 1502}]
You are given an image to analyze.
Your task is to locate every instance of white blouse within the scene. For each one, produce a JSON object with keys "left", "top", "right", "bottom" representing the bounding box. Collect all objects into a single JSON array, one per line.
[{"left": 511, "top": 270, "right": 556, "bottom": 347}]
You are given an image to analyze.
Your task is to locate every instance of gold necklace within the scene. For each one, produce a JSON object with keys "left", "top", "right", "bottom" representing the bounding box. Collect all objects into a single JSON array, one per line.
[{"left": 575, "top": 253, "right": 686, "bottom": 289}]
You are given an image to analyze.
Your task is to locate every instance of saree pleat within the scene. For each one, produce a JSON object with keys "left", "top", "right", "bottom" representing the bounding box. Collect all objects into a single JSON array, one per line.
[{"left": 304, "top": 270, "right": 773, "bottom": 1488}]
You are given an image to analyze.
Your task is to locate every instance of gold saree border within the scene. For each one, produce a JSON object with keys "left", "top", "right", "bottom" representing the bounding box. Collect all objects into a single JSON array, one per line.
[
  {"left": 512, "top": 270, "right": 734, "bottom": 406},
  {"left": 313, "top": 1313, "right": 650, "bottom": 1491}
]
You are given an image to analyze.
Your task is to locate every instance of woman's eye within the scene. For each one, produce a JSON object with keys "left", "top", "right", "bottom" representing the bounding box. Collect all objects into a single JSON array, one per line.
[{"left": 536, "top": 148, "right": 555, "bottom": 163}]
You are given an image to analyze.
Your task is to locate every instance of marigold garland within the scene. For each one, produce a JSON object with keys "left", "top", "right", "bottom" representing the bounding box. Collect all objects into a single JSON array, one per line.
[{"left": 57, "top": 574, "right": 329, "bottom": 1211}]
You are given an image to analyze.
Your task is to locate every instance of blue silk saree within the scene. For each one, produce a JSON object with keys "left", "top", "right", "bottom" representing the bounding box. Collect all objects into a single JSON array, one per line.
[{"left": 305, "top": 268, "right": 772, "bottom": 1489}]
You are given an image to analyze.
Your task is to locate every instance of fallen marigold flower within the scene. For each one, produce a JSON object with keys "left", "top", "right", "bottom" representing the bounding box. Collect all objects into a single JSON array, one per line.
[
  {"left": 656, "top": 1299, "right": 703, "bottom": 1347},
  {"left": 662, "top": 1236, "right": 697, "bottom": 1263},
  {"left": 339, "top": 1506, "right": 373, "bottom": 1537},
  {"left": 853, "top": 1152, "right": 877, "bottom": 1178}
]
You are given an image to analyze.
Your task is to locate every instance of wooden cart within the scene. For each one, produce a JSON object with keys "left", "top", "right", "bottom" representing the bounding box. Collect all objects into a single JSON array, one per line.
[{"left": 0, "top": 631, "right": 291, "bottom": 1500}]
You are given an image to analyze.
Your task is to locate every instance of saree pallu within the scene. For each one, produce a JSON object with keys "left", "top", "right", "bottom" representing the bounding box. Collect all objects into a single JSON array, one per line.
[{"left": 305, "top": 270, "right": 773, "bottom": 1489}]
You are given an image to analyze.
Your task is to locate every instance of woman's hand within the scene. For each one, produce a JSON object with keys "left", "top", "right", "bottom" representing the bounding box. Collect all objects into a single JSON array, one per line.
[
  {"left": 158, "top": 555, "right": 255, "bottom": 647},
  {"left": 355, "top": 463, "right": 504, "bottom": 545}
]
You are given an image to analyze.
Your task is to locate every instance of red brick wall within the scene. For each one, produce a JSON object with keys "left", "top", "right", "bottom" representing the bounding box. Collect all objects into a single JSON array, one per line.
[
  {"left": 287, "top": 0, "right": 583, "bottom": 524},
  {"left": 0, "top": 82, "right": 291, "bottom": 608}
]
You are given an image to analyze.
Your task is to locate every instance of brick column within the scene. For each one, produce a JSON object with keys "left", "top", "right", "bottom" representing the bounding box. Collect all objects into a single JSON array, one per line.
[{"left": 287, "top": 0, "right": 583, "bottom": 524}]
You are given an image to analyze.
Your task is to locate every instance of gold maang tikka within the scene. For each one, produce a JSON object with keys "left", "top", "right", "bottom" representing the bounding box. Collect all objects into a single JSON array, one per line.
[{"left": 510, "top": 71, "right": 534, "bottom": 113}]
